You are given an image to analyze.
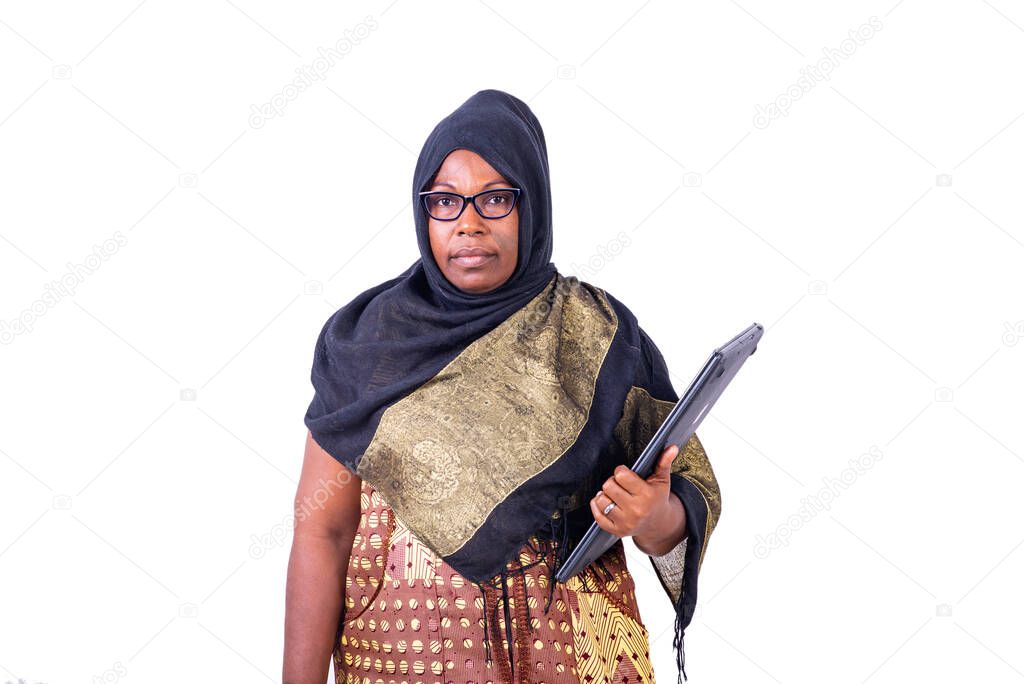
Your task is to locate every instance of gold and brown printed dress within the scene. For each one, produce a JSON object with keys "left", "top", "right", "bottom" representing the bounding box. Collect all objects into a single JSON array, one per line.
[{"left": 335, "top": 477, "right": 657, "bottom": 684}]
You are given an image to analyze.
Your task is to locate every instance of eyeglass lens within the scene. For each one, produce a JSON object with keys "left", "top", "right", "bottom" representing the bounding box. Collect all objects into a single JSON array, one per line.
[{"left": 423, "top": 190, "right": 517, "bottom": 220}]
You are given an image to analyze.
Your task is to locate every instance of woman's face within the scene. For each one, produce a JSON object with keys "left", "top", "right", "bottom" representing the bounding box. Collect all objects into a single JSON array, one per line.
[{"left": 426, "top": 149, "right": 519, "bottom": 294}]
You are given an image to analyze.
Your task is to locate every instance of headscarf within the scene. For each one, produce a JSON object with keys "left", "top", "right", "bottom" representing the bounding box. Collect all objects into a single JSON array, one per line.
[
  {"left": 304, "top": 88, "right": 558, "bottom": 478},
  {"left": 304, "top": 89, "right": 719, "bottom": 684}
]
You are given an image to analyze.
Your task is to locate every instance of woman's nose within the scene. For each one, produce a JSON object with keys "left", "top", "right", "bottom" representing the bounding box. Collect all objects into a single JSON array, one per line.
[{"left": 457, "top": 202, "right": 487, "bottom": 234}]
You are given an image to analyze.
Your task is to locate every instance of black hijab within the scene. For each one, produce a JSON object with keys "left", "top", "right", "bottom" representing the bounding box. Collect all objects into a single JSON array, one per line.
[
  {"left": 412, "top": 88, "right": 557, "bottom": 309},
  {"left": 304, "top": 89, "right": 558, "bottom": 467}
]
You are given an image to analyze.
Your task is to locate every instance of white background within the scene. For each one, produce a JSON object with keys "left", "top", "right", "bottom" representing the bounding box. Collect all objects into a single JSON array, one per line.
[{"left": 2, "top": 1, "right": 1023, "bottom": 683}]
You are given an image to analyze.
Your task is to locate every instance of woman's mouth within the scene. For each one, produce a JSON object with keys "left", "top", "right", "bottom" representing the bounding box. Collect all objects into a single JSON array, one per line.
[{"left": 451, "top": 254, "right": 495, "bottom": 268}]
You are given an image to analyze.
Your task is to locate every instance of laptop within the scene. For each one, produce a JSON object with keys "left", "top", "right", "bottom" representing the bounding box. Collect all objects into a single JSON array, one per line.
[{"left": 554, "top": 322, "right": 763, "bottom": 583}]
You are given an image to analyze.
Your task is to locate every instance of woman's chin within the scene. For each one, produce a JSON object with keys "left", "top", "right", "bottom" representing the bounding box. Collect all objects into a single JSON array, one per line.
[{"left": 449, "top": 271, "right": 509, "bottom": 294}]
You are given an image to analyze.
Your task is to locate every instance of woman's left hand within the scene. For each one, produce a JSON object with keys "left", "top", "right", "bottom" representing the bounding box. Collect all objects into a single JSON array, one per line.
[{"left": 590, "top": 443, "right": 682, "bottom": 540}]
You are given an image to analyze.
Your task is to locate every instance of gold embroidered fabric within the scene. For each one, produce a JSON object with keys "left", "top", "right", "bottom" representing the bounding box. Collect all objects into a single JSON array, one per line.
[{"left": 356, "top": 273, "right": 617, "bottom": 558}]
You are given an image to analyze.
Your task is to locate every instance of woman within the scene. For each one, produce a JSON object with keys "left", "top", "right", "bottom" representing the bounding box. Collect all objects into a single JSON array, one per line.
[{"left": 284, "top": 89, "right": 721, "bottom": 684}]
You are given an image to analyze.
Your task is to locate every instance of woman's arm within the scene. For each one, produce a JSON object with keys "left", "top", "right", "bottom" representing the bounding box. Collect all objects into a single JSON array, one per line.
[{"left": 283, "top": 430, "right": 361, "bottom": 684}]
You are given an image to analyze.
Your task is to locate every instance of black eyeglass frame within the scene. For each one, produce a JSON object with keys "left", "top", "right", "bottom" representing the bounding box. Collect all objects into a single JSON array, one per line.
[{"left": 418, "top": 187, "right": 522, "bottom": 221}]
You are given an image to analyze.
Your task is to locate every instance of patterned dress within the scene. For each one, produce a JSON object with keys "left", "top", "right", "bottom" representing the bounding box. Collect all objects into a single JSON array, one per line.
[{"left": 335, "top": 478, "right": 657, "bottom": 684}]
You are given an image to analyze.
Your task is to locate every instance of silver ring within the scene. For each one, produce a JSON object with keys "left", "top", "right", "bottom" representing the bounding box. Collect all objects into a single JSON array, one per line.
[{"left": 602, "top": 501, "right": 616, "bottom": 515}]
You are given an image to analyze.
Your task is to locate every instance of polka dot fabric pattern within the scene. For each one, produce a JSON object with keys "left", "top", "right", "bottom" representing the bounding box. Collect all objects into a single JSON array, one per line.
[{"left": 335, "top": 479, "right": 656, "bottom": 684}]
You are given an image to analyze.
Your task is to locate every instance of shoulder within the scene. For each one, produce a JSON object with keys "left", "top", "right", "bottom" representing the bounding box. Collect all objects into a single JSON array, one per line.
[
  {"left": 311, "top": 262, "right": 421, "bottom": 350},
  {"left": 563, "top": 275, "right": 645, "bottom": 350},
  {"left": 576, "top": 278, "right": 677, "bottom": 401}
]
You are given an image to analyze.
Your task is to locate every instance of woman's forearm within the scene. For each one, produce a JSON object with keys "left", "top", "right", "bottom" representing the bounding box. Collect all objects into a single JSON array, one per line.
[{"left": 283, "top": 531, "right": 352, "bottom": 684}]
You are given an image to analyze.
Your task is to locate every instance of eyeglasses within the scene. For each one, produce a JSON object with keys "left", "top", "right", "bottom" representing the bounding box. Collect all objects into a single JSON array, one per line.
[{"left": 418, "top": 187, "right": 521, "bottom": 221}]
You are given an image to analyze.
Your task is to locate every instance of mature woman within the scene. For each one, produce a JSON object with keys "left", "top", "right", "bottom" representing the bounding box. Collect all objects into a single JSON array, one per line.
[{"left": 284, "top": 89, "right": 721, "bottom": 684}]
